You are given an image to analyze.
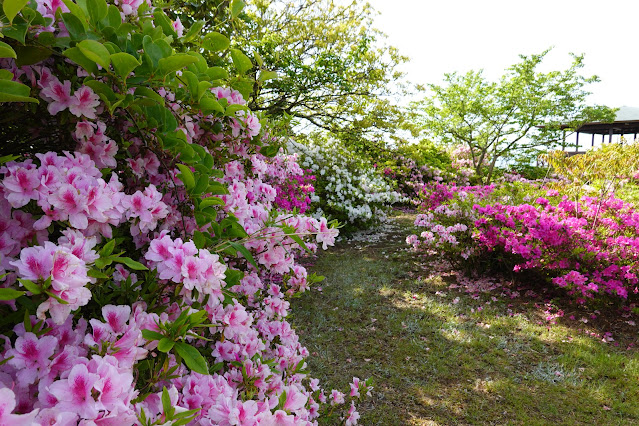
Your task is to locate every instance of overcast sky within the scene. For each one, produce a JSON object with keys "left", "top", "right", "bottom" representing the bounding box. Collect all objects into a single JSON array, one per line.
[{"left": 366, "top": 0, "right": 639, "bottom": 109}]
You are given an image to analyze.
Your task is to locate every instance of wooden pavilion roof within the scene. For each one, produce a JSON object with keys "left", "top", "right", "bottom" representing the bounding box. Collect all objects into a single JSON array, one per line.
[{"left": 573, "top": 106, "right": 639, "bottom": 135}]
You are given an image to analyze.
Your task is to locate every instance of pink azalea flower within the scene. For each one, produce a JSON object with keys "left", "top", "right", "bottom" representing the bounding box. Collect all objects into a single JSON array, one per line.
[
  {"left": 6, "top": 332, "right": 58, "bottom": 386},
  {"left": 0, "top": 388, "right": 39, "bottom": 425},
  {"left": 102, "top": 304, "right": 131, "bottom": 334},
  {"left": 69, "top": 86, "right": 100, "bottom": 119},
  {"left": 48, "top": 363, "right": 100, "bottom": 419},
  {"left": 173, "top": 18, "right": 184, "bottom": 37},
  {"left": 1, "top": 163, "right": 41, "bottom": 208},
  {"left": 40, "top": 79, "right": 73, "bottom": 115}
]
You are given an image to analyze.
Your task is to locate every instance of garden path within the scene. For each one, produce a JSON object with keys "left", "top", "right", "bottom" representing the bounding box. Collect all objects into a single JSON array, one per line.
[{"left": 291, "top": 211, "right": 639, "bottom": 425}]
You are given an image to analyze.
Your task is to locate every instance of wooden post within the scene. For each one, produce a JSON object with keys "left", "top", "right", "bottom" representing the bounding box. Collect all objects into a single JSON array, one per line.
[
  {"left": 609, "top": 128, "right": 613, "bottom": 143},
  {"left": 575, "top": 132, "right": 579, "bottom": 152}
]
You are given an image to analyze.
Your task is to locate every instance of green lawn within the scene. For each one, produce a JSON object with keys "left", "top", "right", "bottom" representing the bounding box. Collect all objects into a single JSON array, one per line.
[{"left": 291, "top": 212, "right": 639, "bottom": 425}]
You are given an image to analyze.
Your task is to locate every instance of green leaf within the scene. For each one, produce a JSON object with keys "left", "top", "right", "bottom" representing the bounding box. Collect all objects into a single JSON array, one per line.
[
  {"left": 0, "top": 80, "right": 38, "bottom": 103},
  {"left": 181, "top": 20, "right": 204, "bottom": 43},
  {"left": 106, "top": 4, "right": 121, "bottom": 27},
  {"left": 2, "top": 16, "right": 28, "bottom": 44},
  {"left": 0, "top": 70, "right": 13, "bottom": 80},
  {"left": 61, "top": 0, "right": 88, "bottom": 22},
  {"left": 14, "top": 45, "right": 52, "bottom": 66},
  {"left": 36, "top": 32, "right": 56, "bottom": 46},
  {"left": 158, "top": 54, "right": 198, "bottom": 77},
  {"left": 61, "top": 12, "right": 87, "bottom": 41},
  {"left": 94, "top": 257, "right": 113, "bottom": 269},
  {"left": 230, "top": 78, "right": 253, "bottom": 101},
  {"left": 176, "top": 164, "right": 195, "bottom": 190},
  {"left": 86, "top": 0, "right": 108, "bottom": 25},
  {"left": 161, "top": 387, "right": 174, "bottom": 417},
  {"left": 228, "top": 241, "right": 258, "bottom": 269},
  {"left": 153, "top": 10, "right": 177, "bottom": 38},
  {"left": 45, "top": 290, "right": 69, "bottom": 305},
  {"left": 223, "top": 268, "right": 243, "bottom": 287},
  {"left": 99, "top": 239, "right": 116, "bottom": 257},
  {"left": 17, "top": 279, "right": 41, "bottom": 295},
  {"left": 196, "top": 81, "right": 212, "bottom": 101},
  {"left": 83, "top": 80, "right": 115, "bottom": 102},
  {"left": 110, "top": 52, "right": 139, "bottom": 78},
  {"left": 141, "top": 329, "right": 164, "bottom": 341},
  {"left": 78, "top": 40, "right": 111, "bottom": 69},
  {"left": 0, "top": 42, "right": 17, "bottom": 59},
  {"left": 202, "top": 32, "right": 230, "bottom": 52},
  {"left": 157, "top": 337, "right": 175, "bottom": 353},
  {"left": 134, "top": 87, "right": 164, "bottom": 106},
  {"left": 259, "top": 144, "right": 279, "bottom": 157},
  {"left": 112, "top": 257, "right": 148, "bottom": 271},
  {"left": 199, "top": 96, "right": 224, "bottom": 115},
  {"left": 63, "top": 47, "right": 98, "bottom": 74},
  {"left": 206, "top": 181, "right": 229, "bottom": 195},
  {"left": 258, "top": 70, "right": 278, "bottom": 83},
  {"left": 253, "top": 51, "right": 264, "bottom": 67},
  {"left": 0, "top": 288, "right": 25, "bottom": 300},
  {"left": 230, "top": 49, "right": 252, "bottom": 74},
  {"left": 174, "top": 341, "right": 209, "bottom": 375},
  {"left": 0, "top": 154, "right": 19, "bottom": 164},
  {"left": 3, "top": 0, "right": 29, "bottom": 23},
  {"left": 230, "top": 0, "right": 245, "bottom": 18},
  {"left": 142, "top": 35, "right": 165, "bottom": 67},
  {"left": 206, "top": 66, "right": 228, "bottom": 81},
  {"left": 87, "top": 268, "right": 110, "bottom": 279},
  {"left": 193, "top": 230, "right": 206, "bottom": 249},
  {"left": 200, "top": 196, "right": 224, "bottom": 208}
]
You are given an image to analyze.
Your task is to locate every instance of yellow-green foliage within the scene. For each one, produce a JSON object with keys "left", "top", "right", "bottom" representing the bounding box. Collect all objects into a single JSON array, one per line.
[{"left": 542, "top": 140, "right": 639, "bottom": 200}]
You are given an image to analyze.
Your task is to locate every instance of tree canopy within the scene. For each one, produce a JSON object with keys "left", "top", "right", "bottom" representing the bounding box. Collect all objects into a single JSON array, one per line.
[
  {"left": 413, "top": 50, "right": 616, "bottom": 183},
  {"left": 170, "top": 0, "right": 410, "bottom": 146}
]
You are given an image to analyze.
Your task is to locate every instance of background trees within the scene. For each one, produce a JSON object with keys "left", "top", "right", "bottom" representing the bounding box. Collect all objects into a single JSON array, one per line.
[
  {"left": 413, "top": 50, "right": 616, "bottom": 183},
  {"left": 170, "top": 0, "right": 411, "bottom": 154}
]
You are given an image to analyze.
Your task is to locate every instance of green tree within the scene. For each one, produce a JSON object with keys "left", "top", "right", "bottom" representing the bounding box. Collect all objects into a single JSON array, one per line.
[
  {"left": 170, "top": 0, "right": 410, "bottom": 146},
  {"left": 413, "top": 49, "right": 616, "bottom": 183}
]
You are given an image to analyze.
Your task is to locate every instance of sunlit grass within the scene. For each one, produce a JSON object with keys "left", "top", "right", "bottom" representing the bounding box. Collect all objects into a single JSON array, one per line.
[{"left": 290, "top": 213, "right": 639, "bottom": 425}]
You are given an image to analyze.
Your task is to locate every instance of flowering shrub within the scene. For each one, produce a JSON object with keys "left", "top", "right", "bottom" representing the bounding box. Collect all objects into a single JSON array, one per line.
[
  {"left": 288, "top": 137, "right": 404, "bottom": 229},
  {"left": 0, "top": 0, "right": 370, "bottom": 424},
  {"left": 418, "top": 182, "right": 495, "bottom": 210},
  {"left": 409, "top": 175, "right": 639, "bottom": 303},
  {"left": 378, "top": 155, "right": 452, "bottom": 202},
  {"left": 449, "top": 144, "right": 482, "bottom": 184},
  {"left": 474, "top": 193, "right": 639, "bottom": 301},
  {"left": 407, "top": 182, "right": 498, "bottom": 271}
]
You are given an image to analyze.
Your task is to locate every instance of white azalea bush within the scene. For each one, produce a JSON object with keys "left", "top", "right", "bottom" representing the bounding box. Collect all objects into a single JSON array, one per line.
[{"left": 288, "top": 137, "right": 405, "bottom": 229}]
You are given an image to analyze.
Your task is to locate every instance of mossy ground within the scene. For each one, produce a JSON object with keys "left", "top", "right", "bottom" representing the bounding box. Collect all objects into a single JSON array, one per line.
[{"left": 290, "top": 212, "right": 639, "bottom": 425}]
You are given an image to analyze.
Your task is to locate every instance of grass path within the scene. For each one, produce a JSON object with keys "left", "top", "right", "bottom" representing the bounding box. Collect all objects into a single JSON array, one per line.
[{"left": 290, "top": 212, "right": 639, "bottom": 425}]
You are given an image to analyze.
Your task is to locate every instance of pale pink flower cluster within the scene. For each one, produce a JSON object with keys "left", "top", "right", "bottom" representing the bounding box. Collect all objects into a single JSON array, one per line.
[
  {"left": 145, "top": 233, "right": 227, "bottom": 301},
  {"left": 40, "top": 71, "right": 100, "bottom": 118},
  {"left": 1, "top": 152, "right": 167, "bottom": 237},
  {"left": 75, "top": 121, "right": 118, "bottom": 169},
  {"left": 9, "top": 232, "right": 96, "bottom": 324},
  {"left": 0, "top": 305, "right": 155, "bottom": 424}
]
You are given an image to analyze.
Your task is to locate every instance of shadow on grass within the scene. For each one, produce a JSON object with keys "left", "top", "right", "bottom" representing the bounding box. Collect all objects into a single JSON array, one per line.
[{"left": 291, "top": 214, "right": 639, "bottom": 425}]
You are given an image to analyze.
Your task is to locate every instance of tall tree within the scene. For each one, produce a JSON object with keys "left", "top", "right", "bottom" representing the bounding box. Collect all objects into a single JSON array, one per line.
[
  {"left": 170, "top": 0, "right": 410, "bottom": 145},
  {"left": 413, "top": 50, "right": 616, "bottom": 183}
]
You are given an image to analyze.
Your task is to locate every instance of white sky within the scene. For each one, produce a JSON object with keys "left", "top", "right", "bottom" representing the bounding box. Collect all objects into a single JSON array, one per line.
[{"left": 366, "top": 0, "right": 639, "bottom": 109}]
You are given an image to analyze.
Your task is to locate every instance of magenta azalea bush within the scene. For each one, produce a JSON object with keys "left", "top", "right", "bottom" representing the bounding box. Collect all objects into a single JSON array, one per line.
[
  {"left": 0, "top": 0, "right": 369, "bottom": 424},
  {"left": 409, "top": 179, "right": 639, "bottom": 303},
  {"left": 474, "top": 194, "right": 639, "bottom": 301}
]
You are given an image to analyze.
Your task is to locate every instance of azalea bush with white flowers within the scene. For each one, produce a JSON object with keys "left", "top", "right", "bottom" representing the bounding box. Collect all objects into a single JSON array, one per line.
[
  {"left": 0, "top": 0, "right": 370, "bottom": 424},
  {"left": 288, "top": 136, "right": 404, "bottom": 229}
]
